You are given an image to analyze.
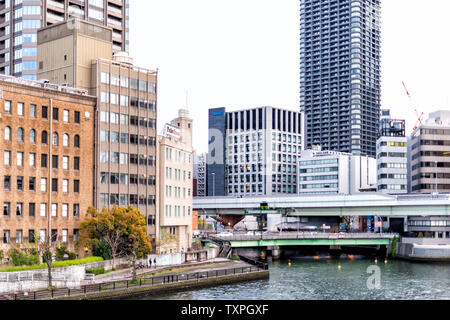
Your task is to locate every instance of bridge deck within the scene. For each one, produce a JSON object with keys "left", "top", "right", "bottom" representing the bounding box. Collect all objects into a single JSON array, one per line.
[{"left": 213, "top": 233, "right": 396, "bottom": 247}]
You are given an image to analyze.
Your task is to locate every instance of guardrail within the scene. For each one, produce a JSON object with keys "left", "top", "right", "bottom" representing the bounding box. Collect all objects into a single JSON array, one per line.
[
  {"left": 6, "top": 265, "right": 267, "bottom": 300},
  {"left": 216, "top": 232, "right": 398, "bottom": 241}
]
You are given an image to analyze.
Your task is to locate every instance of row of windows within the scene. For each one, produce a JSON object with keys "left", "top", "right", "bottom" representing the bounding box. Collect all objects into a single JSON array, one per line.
[
  {"left": 2, "top": 228, "right": 79, "bottom": 245},
  {"left": 165, "top": 147, "right": 191, "bottom": 164},
  {"left": 227, "top": 164, "right": 264, "bottom": 174},
  {"left": 99, "top": 194, "right": 156, "bottom": 207},
  {"left": 100, "top": 72, "right": 156, "bottom": 93},
  {"left": 3, "top": 127, "right": 80, "bottom": 147},
  {"left": 3, "top": 202, "right": 80, "bottom": 218},
  {"left": 100, "top": 92, "right": 156, "bottom": 110},
  {"left": 377, "top": 184, "right": 407, "bottom": 191},
  {"left": 165, "top": 186, "right": 191, "bottom": 198},
  {"left": 4, "top": 101, "right": 81, "bottom": 123},
  {"left": 3, "top": 176, "right": 80, "bottom": 193},
  {"left": 408, "top": 220, "right": 450, "bottom": 227},
  {"left": 3, "top": 152, "right": 79, "bottom": 170},
  {"left": 300, "top": 158, "right": 338, "bottom": 166},
  {"left": 100, "top": 173, "right": 156, "bottom": 186},
  {"left": 300, "top": 183, "right": 338, "bottom": 189},
  {"left": 165, "top": 167, "right": 191, "bottom": 181},
  {"left": 100, "top": 131, "right": 156, "bottom": 146},
  {"left": 164, "top": 205, "right": 191, "bottom": 218},
  {"left": 100, "top": 151, "right": 156, "bottom": 166},
  {"left": 229, "top": 174, "right": 264, "bottom": 184},
  {"left": 300, "top": 175, "right": 338, "bottom": 181},
  {"left": 100, "top": 111, "right": 156, "bottom": 128}
]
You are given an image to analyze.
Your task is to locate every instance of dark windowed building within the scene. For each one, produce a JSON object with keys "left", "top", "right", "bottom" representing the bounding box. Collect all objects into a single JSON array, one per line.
[{"left": 300, "top": 0, "right": 381, "bottom": 157}]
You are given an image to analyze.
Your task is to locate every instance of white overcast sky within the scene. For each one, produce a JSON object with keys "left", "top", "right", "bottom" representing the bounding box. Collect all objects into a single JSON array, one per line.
[{"left": 129, "top": 0, "right": 450, "bottom": 154}]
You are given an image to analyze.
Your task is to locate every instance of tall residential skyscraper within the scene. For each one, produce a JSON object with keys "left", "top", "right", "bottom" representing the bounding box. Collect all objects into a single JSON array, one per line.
[
  {"left": 300, "top": 0, "right": 381, "bottom": 157},
  {"left": 0, "top": 0, "right": 129, "bottom": 80}
]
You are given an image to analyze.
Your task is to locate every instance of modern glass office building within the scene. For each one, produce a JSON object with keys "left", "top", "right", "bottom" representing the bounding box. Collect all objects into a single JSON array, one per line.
[
  {"left": 300, "top": 0, "right": 381, "bottom": 157},
  {"left": 0, "top": 0, "right": 129, "bottom": 80}
]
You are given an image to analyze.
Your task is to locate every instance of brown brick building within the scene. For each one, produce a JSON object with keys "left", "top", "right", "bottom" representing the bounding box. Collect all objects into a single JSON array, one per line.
[{"left": 0, "top": 75, "right": 96, "bottom": 254}]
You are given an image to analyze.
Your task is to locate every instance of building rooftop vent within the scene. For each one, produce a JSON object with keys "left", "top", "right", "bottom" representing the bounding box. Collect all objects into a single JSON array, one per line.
[
  {"left": 178, "top": 109, "right": 190, "bottom": 118},
  {"left": 113, "top": 51, "right": 133, "bottom": 65}
]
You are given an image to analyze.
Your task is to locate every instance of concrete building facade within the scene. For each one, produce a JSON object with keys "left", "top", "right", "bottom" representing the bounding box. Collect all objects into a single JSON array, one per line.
[
  {"left": 410, "top": 111, "right": 450, "bottom": 194},
  {"left": 157, "top": 110, "right": 193, "bottom": 254},
  {"left": 0, "top": 74, "right": 96, "bottom": 253},
  {"left": 0, "top": 0, "right": 129, "bottom": 80},
  {"left": 376, "top": 109, "right": 407, "bottom": 194},
  {"left": 298, "top": 146, "right": 376, "bottom": 195},
  {"left": 208, "top": 106, "right": 305, "bottom": 197},
  {"left": 36, "top": 19, "right": 158, "bottom": 239},
  {"left": 300, "top": 0, "right": 381, "bottom": 157}
]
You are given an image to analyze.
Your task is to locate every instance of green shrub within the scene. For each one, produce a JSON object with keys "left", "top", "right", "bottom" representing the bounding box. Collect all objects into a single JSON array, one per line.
[
  {"left": 86, "top": 267, "right": 106, "bottom": 275},
  {"left": 8, "top": 249, "right": 40, "bottom": 267},
  {"left": 68, "top": 252, "right": 77, "bottom": 260},
  {"left": 93, "top": 240, "right": 112, "bottom": 261},
  {"left": 55, "top": 246, "right": 69, "bottom": 261},
  {"left": 0, "top": 256, "right": 104, "bottom": 272}
]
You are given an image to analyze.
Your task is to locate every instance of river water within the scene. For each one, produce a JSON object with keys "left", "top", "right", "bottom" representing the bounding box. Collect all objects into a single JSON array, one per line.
[{"left": 145, "top": 255, "right": 450, "bottom": 300}]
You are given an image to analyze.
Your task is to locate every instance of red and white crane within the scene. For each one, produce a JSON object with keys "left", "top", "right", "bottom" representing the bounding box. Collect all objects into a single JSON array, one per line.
[{"left": 402, "top": 81, "right": 424, "bottom": 131}]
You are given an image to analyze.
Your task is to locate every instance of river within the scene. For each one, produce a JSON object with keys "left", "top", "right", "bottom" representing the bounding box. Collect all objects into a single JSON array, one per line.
[{"left": 143, "top": 255, "right": 450, "bottom": 300}]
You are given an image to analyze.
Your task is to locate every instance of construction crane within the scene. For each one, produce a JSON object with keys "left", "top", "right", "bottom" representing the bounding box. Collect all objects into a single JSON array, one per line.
[{"left": 402, "top": 81, "right": 424, "bottom": 131}]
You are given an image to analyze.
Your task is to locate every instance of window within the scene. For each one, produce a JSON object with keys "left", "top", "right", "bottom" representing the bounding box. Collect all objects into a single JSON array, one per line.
[
  {"left": 4, "top": 100, "right": 11, "bottom": 114},
  {"left": 74, "top": 135, "right": 80, "bottom": 148},
  {"left": 3, "top": 202, "right": 10, "bottom": 216},
  {"left": 62, "top": 179, "right": 68, "bottom": 193},
  {"left": 4, "top": 126, "right": 11, "bottom": 141},
  {"left": 52, "top": 155, "right": 58, "bottom": 169},
  {"left": 51, "top": 229, "right": 57, "bottom": 242},
  {"left": 29, "top": 203, "right": 35, "bottom": 217},
  {"left": 41, "top": 131, "right": 48, "bottom": 144},
  {"left": 29, "top": 230, "right": 36, "bottom": 243},
  {"left": 52, "top": 132, "right": 58, "bottom": 146},
  {"left": 16, "top": 203, "right": 23, "bottom": 216},
  {"left": 53, "top": 107, "right": 59, "bottom": 121},
  {"left": 17, "top": 176, "right": 23, "bottom": 191},
  {"left": 62, "top": 204, "right": 68, "bottom": 217},
  {"left": 52, "top": 178, "right": 58, "bottom": 192},
  {"left": 62, "top": 229, "right": 68, "bottom": 243},
  {"left": 63, "top": 156, "right": 69, "bottom": 170},
  {"left": 4, "top": 176, "right": 10, "bottom": 190},
  {"left": 30, "top": 104, "right": 36, "bottom": 118},
  {"left": 74, "top": 157, "right": 80, "bottom": 170},
  {"left": 4, "top": 151, "right": 11, "bottom": 166},
  {"left": 29, "top": 153, "right": 36, "bottom": 167},
  {"left": 73, "top": 204, "right": 80, "bottom": 217},
  {"left": 30, "top": 129, "right": 36, "bottom": 143},
  {"left": 40, "top": 203, "right": 46, "bottom": 217},
  {"left": 52, "top": 204, "right": 57, "bottom": 217},
  {"left": 29, "top": 177, "right": 36, "bottom": 191},
  {"left": 63, "top": 134, "right": 69, "bottom": 147},
  {"left": 63, "top": 110, "right": 69, "bottom": 123},
  {"left": 3, "top": 230, "right": 10, "bottom": 244},
  {"left": 74, "top": 111, "right": 80, "bottom": 124},
  {"left": 17, "top": 128, "right": 24, "bottom": 142},
  {"left": 17, "top": 152, "right": 23, "bottom": 166},
  {"left": 74, "top": 180, "right": 80, "bottom": 193},
  {"left": 41, "top": 154, "right": 48, "bottom": 168},
  {"left": 42, "top": 106, "right": 48, "bottom": 119},
  {"left": 39, "top": 229, "right": 46, "bottom": 243},
  {"left": 40, "top": 178, "right": 47, "bottom": 192}
]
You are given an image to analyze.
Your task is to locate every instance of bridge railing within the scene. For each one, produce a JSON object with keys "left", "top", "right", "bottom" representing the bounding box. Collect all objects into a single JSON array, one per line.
[{"left": 216, "top": 232, "right": 398, "bottom": 241}]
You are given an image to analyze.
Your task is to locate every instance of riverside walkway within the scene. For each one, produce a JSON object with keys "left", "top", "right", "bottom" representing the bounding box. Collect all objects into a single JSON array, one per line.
[{"left": 2, "top": 258, "right": 267, "bottom": 300}]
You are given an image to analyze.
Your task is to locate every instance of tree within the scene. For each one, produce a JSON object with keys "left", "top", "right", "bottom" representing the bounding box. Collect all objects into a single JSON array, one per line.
[
  {"left": 77, "top": 206, "right": 152, "bottom": 272},
  {"left": 156, "top": 228, "right": 179, "bottom": 254}
]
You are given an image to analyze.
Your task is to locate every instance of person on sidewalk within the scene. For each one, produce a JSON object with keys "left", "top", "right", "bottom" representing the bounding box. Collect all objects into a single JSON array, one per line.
[
  {"left": 153, "top": 258, "right": 157, "bottom": 268},
  {"left": 148, "top": 257, "right": 152, "bottom": 268}
]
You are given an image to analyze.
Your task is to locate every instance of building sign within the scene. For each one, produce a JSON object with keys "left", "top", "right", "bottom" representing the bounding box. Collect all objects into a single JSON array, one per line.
[{"left": 164, "top": 123, "right": 181, "bottom": 140}]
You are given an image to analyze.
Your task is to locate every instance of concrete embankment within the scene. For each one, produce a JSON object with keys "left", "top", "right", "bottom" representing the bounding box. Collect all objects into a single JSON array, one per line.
[
  {"left": 58, "top": 269, "right": 269, "bottom": 300},
  {"left": 396, "top": 238, "right": 450, "bottom": 262}
]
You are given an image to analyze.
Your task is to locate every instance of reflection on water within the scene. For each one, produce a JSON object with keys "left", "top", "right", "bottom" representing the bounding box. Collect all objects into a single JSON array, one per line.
[{"left": 142, "top": 255, "right": 450, "bottom": 300}]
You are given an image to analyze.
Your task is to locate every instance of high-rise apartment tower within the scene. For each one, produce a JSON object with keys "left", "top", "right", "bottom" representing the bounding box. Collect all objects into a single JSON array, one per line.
[
  {"left": 0, "top": 0, "right": 129, "bottom": 80},
  {"left": 300, "top": 0, "right": 381, "bottom": 157}
]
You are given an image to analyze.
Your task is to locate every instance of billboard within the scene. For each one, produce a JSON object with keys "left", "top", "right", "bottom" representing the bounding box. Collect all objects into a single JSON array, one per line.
[{"left": 164, "top": 123, "right": 181, "bottom": 140}]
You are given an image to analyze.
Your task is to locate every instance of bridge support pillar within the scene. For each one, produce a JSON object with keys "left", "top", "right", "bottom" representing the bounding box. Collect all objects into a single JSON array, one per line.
[{"left": 270, "top": 246, "right": 282, "bottom": 260}]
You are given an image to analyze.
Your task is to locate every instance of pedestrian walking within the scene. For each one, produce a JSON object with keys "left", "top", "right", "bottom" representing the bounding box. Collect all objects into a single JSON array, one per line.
[
  {"left": 153, "top": 258, "right": 157, "bottom": 268},
  {"left": 148, "top": 257, "right": 152, "bottom": 268}
]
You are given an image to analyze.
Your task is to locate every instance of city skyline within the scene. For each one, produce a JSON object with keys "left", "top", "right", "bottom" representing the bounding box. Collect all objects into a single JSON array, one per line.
[{"left": 129, "top": 0, "right": 450, "bottom": 155}]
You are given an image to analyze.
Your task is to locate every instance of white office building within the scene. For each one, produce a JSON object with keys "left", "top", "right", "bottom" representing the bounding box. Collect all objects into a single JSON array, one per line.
[
  {"left": 376, "top": 110, "right": 408, "bottom": 194},
  {"left": 298, "top": 146, "right": 376, "bottom": 195},
  {"left": 194, "top": 153, "right": 207, "bottom": 197}
]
